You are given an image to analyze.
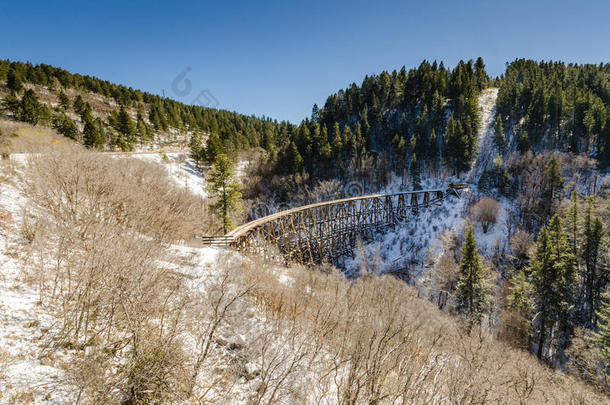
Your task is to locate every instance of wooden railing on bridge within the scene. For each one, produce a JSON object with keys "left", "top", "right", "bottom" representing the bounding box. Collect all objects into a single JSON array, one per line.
[{"left": 204, "top": 185, "right": 464, "bottom": 265}]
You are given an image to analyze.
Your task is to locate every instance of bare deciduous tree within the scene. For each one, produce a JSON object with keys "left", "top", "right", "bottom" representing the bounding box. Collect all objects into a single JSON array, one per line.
[{"left": 472, "top": 197, "right": 501, "bottom": 233}]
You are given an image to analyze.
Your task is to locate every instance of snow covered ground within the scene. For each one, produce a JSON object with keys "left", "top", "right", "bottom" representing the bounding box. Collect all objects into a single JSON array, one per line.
[
  {"left": 0, "top": 167, "right": 73, "bottom": 403},
  {"left": 0, "top": 155, "right": 210, "bottom": 403},
  {"left": 0, "top": 153, "right": 293, "bottom": 403},
  {"left": 128, "top": 152, "right": 208, "bottom": 199},
  {"left": 346, "top": 88, "right": 503, "bottom": 276}
]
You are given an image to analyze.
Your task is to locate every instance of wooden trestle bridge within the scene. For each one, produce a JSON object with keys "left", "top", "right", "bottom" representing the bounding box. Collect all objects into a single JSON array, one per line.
[{"left": 203, "top": 184, "right": 465, "bottom": 265}]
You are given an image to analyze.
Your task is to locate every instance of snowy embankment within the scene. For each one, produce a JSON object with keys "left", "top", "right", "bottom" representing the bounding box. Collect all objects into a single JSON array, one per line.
[
  {"left": 129, "top": 152, "right": 208, "bottom": 198},
  {"left": 0, "top": 155, "right": 207, "bottom": 402},
  {"left": 0, "top": 169, "right": 72, "bottom": 403},
  {"left": 0, "top": 151, "right": 295, "bottom": 402},
  {"left": 346, "top": 88, "right": 505, "bottom": 277}
]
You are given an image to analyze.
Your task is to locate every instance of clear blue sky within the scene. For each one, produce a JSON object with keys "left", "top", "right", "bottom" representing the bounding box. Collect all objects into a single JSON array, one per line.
[{"left": 1, "top": 0, "right": 609, "bottom": 123}]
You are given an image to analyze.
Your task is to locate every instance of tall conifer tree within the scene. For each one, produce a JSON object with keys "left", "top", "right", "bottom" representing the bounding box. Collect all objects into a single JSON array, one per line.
[{"left": 456, "top": 225, "right": 490, "bottom": 328}]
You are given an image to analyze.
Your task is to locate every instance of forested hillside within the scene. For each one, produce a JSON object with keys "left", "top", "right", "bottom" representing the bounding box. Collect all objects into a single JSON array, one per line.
[
  {"left": 281, "top": 59, "right": 487, "bottom": 182},
  {"left": 0, "top": 59, "right": 491, "bottom": 188},
  {"left": 0, "top": 59, "right": 296, "bottom": 156},
  {"left": 496, "top": 59, "right": 610, "bottom": 164}
]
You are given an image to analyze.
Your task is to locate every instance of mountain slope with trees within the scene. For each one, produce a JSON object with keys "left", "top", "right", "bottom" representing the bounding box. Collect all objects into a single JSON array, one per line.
[
  {"left": 497, "top": 59, "right": 610, "bottom": 164},
  {"left": 280, "top": 58, "right": 488, "bottom": 184},
  {"left": 0, "top": 58, "right": 297, "bottom": 157}
]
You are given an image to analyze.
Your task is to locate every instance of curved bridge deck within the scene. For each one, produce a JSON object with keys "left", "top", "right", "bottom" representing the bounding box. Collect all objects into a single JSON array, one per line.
[{"left": 207, "top": 185, "right": 463, "bottom": 265}]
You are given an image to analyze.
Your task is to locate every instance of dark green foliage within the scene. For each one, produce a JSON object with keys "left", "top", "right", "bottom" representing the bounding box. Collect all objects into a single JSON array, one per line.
[
  {"left": 456, "top": 225, "right": 490, "bottom": 327},
  {"left": 205, "top": 133, "right": 224, "bottom": 163},
  {"left": 82, "top": 110, "right": 105, "bottom": 149},
  {"left": 566, "top": 191, "right": 580, "bottom": 256},
  {"left": 581, "top": 197, "right": 606, "bottom": 326},
  {"left": 18, "top": 89, "right": 42, "bottom": 124},
  {"left": 497, "top": 60, "right": 610, "bottom": 164},
  {"left": 474, "top": 57, "right": 488, "bottom": 91},
  {"left": 114, "top": 106, "right": 136, "bottom": 149},
  {"left": 38, "top": 102, "right": 53, "bottom": 126},
  {"left": 542, "top": 155, "right": 564, "bottom": 215},
  {"left": 0, "top": 59, "right": 297, "bottom": 158},
  {"left": 590, "top": 291, "right": 610, "bottom": 370},
  {"left": 189, "top": 133, "right": 205, "bottom": 167},
  {"left": 517, "top": 130, "right": 530, "bottom": 153},
  {"left": 295, "top": 59, "right": 485, "bottom": 179},
  {"left": 52, "top": 111, "right": 78, "bottom": 140},
  {"left": 530, "top": 215, "right": 577, "bottom": 362},
  {"left": 136, "top": 110, "right": 151, "bottom": 141},
  {"left": 6, "top": 67, "right": 23, "bottom": 92},
  {"left": 58, "top": 91, "right": 70, "bottom": 110},
  {"left": 493, "top": 113, "right": 505, "bottom": 152},
  {"left": 444, "top": 114, "right": 474, "bottom": 175},
  {"left": 3, "top": 92, "right": 20, "bottom": 116},
  {"left": 506, "top": 270, "right": 534, "bottom": 348},
  {"left": 285, "top": 141, "right": 304, "bottom": 174},
  {"left": 206, "top": 154, "right": 242, "bottom": 234},
  {"left": 73, "top": 94, "right": 85, "bottom": 115}
]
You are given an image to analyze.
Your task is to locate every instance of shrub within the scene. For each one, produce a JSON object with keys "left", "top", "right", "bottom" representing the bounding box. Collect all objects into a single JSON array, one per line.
[{"left": 472, "top": 197, "right": 501, "bottom": 233}]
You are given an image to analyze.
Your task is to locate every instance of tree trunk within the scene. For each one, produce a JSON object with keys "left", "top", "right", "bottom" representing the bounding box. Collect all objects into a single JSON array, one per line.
[{"left": 537, "top": 314, "right": 546, "bottom": 360}]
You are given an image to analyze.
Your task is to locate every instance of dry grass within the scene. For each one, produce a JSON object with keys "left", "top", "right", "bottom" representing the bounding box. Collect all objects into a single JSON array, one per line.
[
  {"left": 24, "top": 144, "right": 214, "bottom": 243},
  {"left": 0, "top": 119, "right": 73, "bottom": 153}
]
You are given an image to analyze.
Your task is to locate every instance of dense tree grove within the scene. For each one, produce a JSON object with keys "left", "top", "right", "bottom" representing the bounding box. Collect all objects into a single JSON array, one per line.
[
  {"left": 497, "top": 59, "right": 610, "bottom": 166},
  {"left": 291, "top": 59, "right": 486, "bottom": 180}
]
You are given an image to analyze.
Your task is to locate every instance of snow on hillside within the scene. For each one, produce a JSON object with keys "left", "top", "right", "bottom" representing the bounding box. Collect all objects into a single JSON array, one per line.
[
  {"left": 0, "top": 154, "right": 296, "bottom": 403},
  {"left": 346, "top": 88, "right": 503, "bottom": 277},
  {"left": 129, "top": 152, "right": 208, "bottom": 198},
  {"left": 0, "top": 173, "right": 73, "bottom": 403},
  {"left": 127, "top": 152, "right": 251, "bottom": 200}
]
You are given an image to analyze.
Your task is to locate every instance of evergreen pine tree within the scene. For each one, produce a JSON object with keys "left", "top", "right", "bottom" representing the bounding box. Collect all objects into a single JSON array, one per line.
[
  {"left": 58, "top": 91, "right": 71, "bottom": 110},
  {"left": 566, "top": 191, "right": 580, "bottom": 256},
  {"left": 590, "top": 290, "right": 610, "bottom": 369},
  {"left": 73, "top": 94, "right": 85, "bottom": 115},
  {"left": 493, "top": 114, "right": 506, "bottom": 152},
  {"left": 331, "top": 123, "right": 343, "bottom": 159},
  {"left": 136, "top": 110, "right": 150, "bottom": 141},
  {"left": 286, "top": 141, "right": 304, "bottom": 174},
  {"left": 456, "top": 225, "right": 490, "bottom": 328},
  {"left": 189, "top": 133, "right": 204, "bottom": 167},
  {"left": 205, "top": 133, "right": 223, "bottom": 163},
  {"left": 474, "top": 57, "right": 488, "bottom": 91},
  {"left": 52, "top": 111, "right": 78, "bottom": 140},
  {"left": 517, "top": 130, "right": 530, "bottom": 153},
  {"left": 505, "top": 270, "right": 534, "bottom": 349},
  {"left": 600, "top": 115, "right": 610, "bottom": 167},
  {"left": 2, "top": 93, "right": 20, "bottom": 116},
  {"left": 82, "top": 110, "right": 104, "bottom": 149},
  {"left": 116, "top": 106, "right": 136, "bottom": 149},
  {"left": 542, "top": 155, "right": 564, "bottom": 216},
  {"left": 19, "top": 89, "right": 41, "bottom": 124},
  {"left": 206, "top": 154, "right": 242, "bottom": 234},
  {"left": 530, "top": 215, "right": 577, "bottom": 362},
  {"left": 6, "top": 68, "right": 23, "bottom": 92},
  {"left": 582, "top": 197, "right": 605, "bottom": 326}
]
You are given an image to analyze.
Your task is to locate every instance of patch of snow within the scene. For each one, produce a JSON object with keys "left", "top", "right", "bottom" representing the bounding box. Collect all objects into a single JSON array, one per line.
[
  {"left": 0, "top": 179, "right": 73, "bottom": 403},
  {"left": 129, "top": 152, "right": 208, "bottom": 198}
]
